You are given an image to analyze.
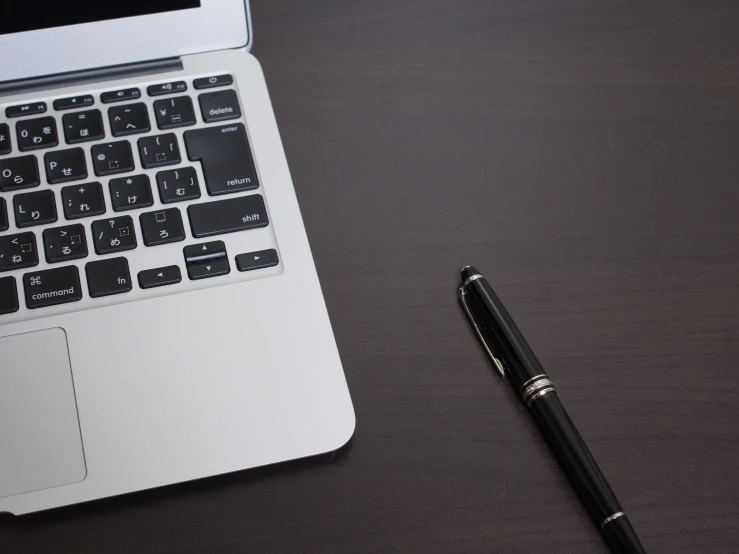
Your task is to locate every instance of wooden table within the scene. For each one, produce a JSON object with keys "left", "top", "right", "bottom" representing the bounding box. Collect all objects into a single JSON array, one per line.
[{"left": 3, "top": 1, "right": 738, "bottom": 552}]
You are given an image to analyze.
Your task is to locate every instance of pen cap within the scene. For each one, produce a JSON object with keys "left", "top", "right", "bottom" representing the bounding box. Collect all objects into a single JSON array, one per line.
[{"left": 463, "top": 274, "right": 548, "bottom": 390}]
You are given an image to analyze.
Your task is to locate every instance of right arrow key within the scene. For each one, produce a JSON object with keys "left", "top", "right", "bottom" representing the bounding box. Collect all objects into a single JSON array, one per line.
[{"left": 236, "top": 249, "right": 279, "bottom": 272}]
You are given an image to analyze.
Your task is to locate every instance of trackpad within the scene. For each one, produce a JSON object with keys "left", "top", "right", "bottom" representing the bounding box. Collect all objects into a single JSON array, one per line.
[{"left": 0, "top": 328, "right": 86, "bottom": 499}]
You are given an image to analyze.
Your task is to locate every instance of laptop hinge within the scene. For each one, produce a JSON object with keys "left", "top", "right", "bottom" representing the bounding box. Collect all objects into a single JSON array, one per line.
[{"left": 0, "top": 58, "right": 184, "bottom": 97}]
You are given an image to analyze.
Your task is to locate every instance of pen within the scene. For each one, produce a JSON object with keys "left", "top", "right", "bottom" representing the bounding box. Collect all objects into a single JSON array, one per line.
[{"left": 458, "top": 266, "right": 646, "bottom": 554}]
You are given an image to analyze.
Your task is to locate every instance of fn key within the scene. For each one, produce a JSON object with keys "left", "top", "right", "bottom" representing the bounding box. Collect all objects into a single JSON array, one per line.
[{"left": 86, "top": 257, "right": 132, "bottom": 298}]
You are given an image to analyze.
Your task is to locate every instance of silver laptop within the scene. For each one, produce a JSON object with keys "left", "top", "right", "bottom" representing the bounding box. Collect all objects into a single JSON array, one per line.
[{"left": 0, "top": 1, "right": 355, "bottom": 515}]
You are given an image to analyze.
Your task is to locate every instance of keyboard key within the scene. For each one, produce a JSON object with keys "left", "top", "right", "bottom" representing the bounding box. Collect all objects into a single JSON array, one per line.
[
  {"left": 62, "top": 182, "right": 106, "bottom": 219},
  {"left": 23, "top": 266, "right": 82, "bottom": 309},
  {"left": 91, "top": 141, "right": 135, "bottom": 176},
  {"left": 85, "top": 257, "right": 133, "bottom": 298},
  {"left": 54, "top": 95, "right": 95, "bottom": 111},
  {"left": 109, "top": 103, "right": 151, "bottom": 137},
  {"left": 6, "top": 102, "right": 47, "bottom": 118},
  {"left": 92, "top": 215, "right": 136, "bottom": 255},
  {"left": 236, "top": 249, "right": 279, "bottom": 272},
  {"left": 187, "top": 257, "right": 230, "bottom": 281},
  {"left": 193, "top": 74, "right": 233, "bottom": 90},
  {"left": 110, "top": 174, "right": 153, "bottom": 211},
  {"left": 184, "top": 123, "right": 258, "bottom": 196},
  {"left": 43, "top": 224, "right": 87, "bottom": 263},
  {"left": 184, "top": 240, "right": 226, "bottom": 264},
  {"left": 17, "top": 116, "right": 58, "bottom": 151},
  {"left": 0, "top": 276, "right": 19, "bottom": 315},
  {"left": 0, "top": 123, "right": 11, "bottom": 155},
  {"left": 154, "top": 96, "right": 196, "bottom": 129},
  {"left": 101, "top": 88, "right": 142, "bottom": 104},
  {"left": 0, "top": 232, "right": 38, "bottom": 272},
  {"left": 0, "top": 155, "right": 40, "bottom": 192},
  {"left": 13, "top": 190, "right": 57, "bottom": 228},
  {"left": 0, "top": 198, "right": 8, "bottom": 232},
  {"left": 138, "top": 133, "right": 180, "bottom": 168},
  {"left": 157, "top": 167, "right": 200, "bottom": 203},
  {"left": 188, "top": 194, "right": 268, "bottom": 238},
  {"left": 138, "top": 265, "right": 182, "bottom": 289},
  {"left": 199, "top": 90, "right": 242, "bottom": 123},
  {"left": 45, "top": 147, "right": 87, "bottom": 184},
  {"left": 148, "top": 81, "right": 188, "bottom": 97},
  {"left": 140, "top": 208, "right": 186, "bottom": 246},
  {"left": 62, "top": 109, "right": 105, "bottom": 144}
]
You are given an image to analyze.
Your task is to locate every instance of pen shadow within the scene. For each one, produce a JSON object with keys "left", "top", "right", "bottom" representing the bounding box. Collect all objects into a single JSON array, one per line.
[{"left": 0, "top": 439, "right": 354, "bottom": 527}]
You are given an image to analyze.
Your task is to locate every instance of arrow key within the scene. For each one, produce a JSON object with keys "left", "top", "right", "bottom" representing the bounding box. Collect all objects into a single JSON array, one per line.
[
  {"left": 138, "top": 265, "right": 182, "bottom": 289},
  {"left": 186, "top": 256, "right": 230, "bottom": 281},
  {"left": 236, "top": 249, "right": 279, "bottom": 272}
]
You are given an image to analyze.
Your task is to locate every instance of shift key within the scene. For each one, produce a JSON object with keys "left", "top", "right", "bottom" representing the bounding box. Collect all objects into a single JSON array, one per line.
[{"left": 188, "top": 194, "right": 268, "bottom": 238}]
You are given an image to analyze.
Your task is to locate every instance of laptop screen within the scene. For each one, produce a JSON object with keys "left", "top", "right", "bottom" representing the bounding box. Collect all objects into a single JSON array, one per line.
[{"left": 0, "top": 1, "right": 202, "bottom": 35}]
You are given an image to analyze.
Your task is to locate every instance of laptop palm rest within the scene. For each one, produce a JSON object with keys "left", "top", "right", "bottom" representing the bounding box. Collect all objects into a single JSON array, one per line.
[{"left": 0, "top": 328, "right": 86, "bottom": 500}]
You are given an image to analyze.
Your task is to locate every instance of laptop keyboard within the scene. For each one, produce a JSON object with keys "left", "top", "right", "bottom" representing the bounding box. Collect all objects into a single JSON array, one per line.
[{"left": 0, "top": 74, "right": 281, "bottom": 321}]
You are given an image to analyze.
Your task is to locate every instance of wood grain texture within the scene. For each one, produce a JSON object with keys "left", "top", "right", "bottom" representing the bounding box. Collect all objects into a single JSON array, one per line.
[{"left": 2, "top": 1, "right": 739, "bottom": 552}]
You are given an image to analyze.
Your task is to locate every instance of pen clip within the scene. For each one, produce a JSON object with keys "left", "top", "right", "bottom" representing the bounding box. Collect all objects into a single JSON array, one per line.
[{"left": 459, "top": 286, "right": 507, "bottom": 378}]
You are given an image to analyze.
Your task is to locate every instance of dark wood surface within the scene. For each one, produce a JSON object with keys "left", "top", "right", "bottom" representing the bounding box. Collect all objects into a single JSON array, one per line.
[{"left": 3, "top": 1, "right": 739, "bottom": 552}]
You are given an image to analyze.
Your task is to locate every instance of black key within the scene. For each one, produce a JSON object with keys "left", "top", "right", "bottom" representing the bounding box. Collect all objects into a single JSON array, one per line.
[
  {"left": 0, "top": 232, "right": 38, "bottom": 272},
  {"left": 45, "top": 148, "right": 87, "bottom": 184},
  {"left": 109, "top": 103, "right": 150, "bottom": 137},
  {"left": 62, "top": 109, "right": 105, "bottom": 144},
  {"left": 43, "top": 224, "right": 87, "bottom": 263},
  {"left": 140, "top": 208, "right": 186, "bottom": 246},
  {"left": 154, "top": 96, "right": 196, "bottom": 129},
  {"left": 101, "top": 88, "right": 142, "bottom": 104},
  {"left": 184, "top": 240, "right": 226, "bottom": 264},
  {"left": 187, "top": 257, "right": 230, "bottom": 281},
  {"left": 199, "top": 90, "right": 242, "bottom": 123},
  {"left": 23, "top": 266, "right": 82, "bottom": 309},
  {"left": 194, "top": 75, "right": 234, "bottom": 90},
  {"left": 138, "top": 134, "right": 180, "bottom": 168},
  {"left": 138, "top": 265, "right": 182, "bottom": 289},
  {"left": 54, "top": 95, "right": 95, "bottom": 111},
  {"left": 188, "top": 194, "right": 268, "bottom": 238},
  {"left": 110, "top": 174, "right": 153, "bottom": 211},
  {"left": 13, "top": 190, "right": 57, "bottom": 228},
  {"left": 62, "top": 182, "right": 106, "bottom": 219},
  {"left": 0, "top": 123, "right": 11, "bottom": 155},
  {"left": 148, "top": 81, "right": 188, "bottom": 97},
  {"left": 17, "top": 116, "right": 58, "bottom": 151},
  {"left": 184, "top": 123, "right": 258, "bottom": 196},
  {"left": 6, "top": 102, "right": 47, "bottom": 118},
  {"left": 91, "top": 141, "right": 135, "bottom": 176},
  {"left": 236, "top": 249, "right": 279, "bottom": 272},
  {"left": 0, "top": 198, "right": 8, "bottom": 232},
  {"left": 0, "top": 155, "right": 40, "bottom": 192},
  {"left": 156, "top": 167, "right": 200, "bottom": 203},
  {"left": 0, "top": 276, "right": 19, "bottom": 315},
  {"left": 85, "top": 257, "right": 132, "bottom": 298},
  {"left": 92, "top": 216, "right": 137, "bottom": 255}
]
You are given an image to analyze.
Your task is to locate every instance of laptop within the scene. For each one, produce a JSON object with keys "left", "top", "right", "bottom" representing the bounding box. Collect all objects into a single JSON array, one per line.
[{"left": 0, "top": 1, "right": 355, "bottom": 515}]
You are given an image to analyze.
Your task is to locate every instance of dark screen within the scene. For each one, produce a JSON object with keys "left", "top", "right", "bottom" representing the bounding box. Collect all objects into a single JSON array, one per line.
[{"left": 0, "top": 1, "right": 202, "bottom": 35}]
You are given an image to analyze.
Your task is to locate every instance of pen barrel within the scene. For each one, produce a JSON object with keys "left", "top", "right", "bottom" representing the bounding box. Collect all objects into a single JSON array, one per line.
[{"left": 528, "top": 391, "right": 646, "bottom": 554}]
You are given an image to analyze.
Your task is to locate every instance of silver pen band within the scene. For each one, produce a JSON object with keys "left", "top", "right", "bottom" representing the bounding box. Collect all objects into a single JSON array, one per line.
[{"left": 601, "top": 512, "right": 626, "bottom": 527}]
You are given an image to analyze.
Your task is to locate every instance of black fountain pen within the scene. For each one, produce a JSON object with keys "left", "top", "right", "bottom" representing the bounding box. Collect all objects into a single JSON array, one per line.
[{"left": 459, "top": 267, "right": 646, "bottom": 554}]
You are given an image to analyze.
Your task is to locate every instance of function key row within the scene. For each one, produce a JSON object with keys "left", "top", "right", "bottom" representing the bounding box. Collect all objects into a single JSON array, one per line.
[{"left": 2, "top": 75, "right": 233, "bottom": 121}]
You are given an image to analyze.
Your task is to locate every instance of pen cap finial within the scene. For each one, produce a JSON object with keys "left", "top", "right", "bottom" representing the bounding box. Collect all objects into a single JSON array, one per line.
[{"left": 461, "top": 266, "right": 481, "bottom": 282}]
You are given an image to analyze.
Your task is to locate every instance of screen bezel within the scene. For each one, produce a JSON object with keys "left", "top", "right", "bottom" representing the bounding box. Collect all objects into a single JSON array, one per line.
[{"left": 0, "top": 0, "right": 250, "bottom": 84}]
